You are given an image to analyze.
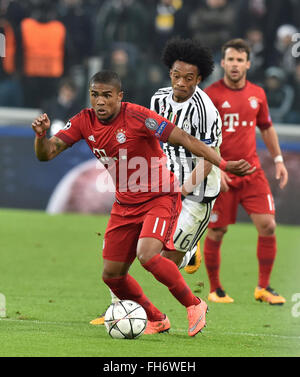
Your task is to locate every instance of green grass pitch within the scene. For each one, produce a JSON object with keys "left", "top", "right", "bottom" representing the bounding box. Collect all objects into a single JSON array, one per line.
[{"left": 0, "top": 208, "right": 299, "bottom": 357}]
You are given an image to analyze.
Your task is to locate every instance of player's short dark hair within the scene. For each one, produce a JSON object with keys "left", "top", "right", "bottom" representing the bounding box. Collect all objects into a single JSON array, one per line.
[
  {"left": 89, "top": 70, "right": 122, "bottom": 91},
  {"left": 222, "top": 39, "right": 251, "bottom": 60},
  {"left": 162, "top": 37, "right": 214, "bottom": 80}
]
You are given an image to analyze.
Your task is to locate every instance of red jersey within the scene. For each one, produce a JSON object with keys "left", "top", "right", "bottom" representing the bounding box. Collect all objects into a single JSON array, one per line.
[
  {"left": 204, "top": 79, "right": 272, "bottom": 171},
  {"left": 55, "top": 102, "right": 177, "bottom": 205}
]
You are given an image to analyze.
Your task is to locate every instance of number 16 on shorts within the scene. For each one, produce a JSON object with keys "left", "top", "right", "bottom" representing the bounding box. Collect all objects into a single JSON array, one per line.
[{"left": 174, "top": 229, "right": 193, "bottom": 252}]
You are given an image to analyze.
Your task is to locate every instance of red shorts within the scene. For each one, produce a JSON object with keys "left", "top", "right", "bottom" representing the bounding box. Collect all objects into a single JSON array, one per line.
[
  {"left": 208, "top": 169, "right": 275, "bottom": 228},
  {"left": 103, "top": 193, "right": 181, "bottom": 264}
]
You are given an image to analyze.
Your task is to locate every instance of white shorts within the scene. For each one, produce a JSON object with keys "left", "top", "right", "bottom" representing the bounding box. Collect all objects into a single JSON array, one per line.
[{"left": 173, "top": 198, "right": 215, "bottom": 253}]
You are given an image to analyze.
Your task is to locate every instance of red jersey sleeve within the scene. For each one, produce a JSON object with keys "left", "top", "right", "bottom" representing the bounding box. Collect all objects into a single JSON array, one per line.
[
  {"left": 55, "top": 111, "right": 84, "bottom": 146},
  {"left": 126, "top": 103, "right": 175, "bottom": 143},
  {"left": 256, "top": 88, "right": 273, "bottom": 131},
  {"left": 204, "top": 85, "right": 218, "bottom": 107}
]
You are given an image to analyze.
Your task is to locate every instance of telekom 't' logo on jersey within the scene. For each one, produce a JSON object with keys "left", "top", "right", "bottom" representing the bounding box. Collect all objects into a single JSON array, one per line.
[{"left": 223, "top": 113, "right": 254, "bottom": 132}]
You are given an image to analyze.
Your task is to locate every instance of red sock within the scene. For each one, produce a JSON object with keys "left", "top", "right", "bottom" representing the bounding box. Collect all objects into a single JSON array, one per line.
[
  {"left": 204, "top": 237, "right": 222, "bottom": 293},
  {"left": 103, "top": 274, "right": 164, "bottom": 321},
  {"left": 142, "top": 254, "right": 199, "bottom": 307},
  {"left": 257, "top": 235, "right": 277, "bottom": 288}
]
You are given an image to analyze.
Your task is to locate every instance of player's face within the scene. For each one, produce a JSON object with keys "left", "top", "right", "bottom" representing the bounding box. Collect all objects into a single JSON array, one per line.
[
  {"left": 170, "top": 60, "right": 201, "bottom": 103},
  {"left": 89, "top": 82, "right": 123, "bottom": 123},
  {"left": 221, "top": 48, "right": 251, "bottom": 84}
]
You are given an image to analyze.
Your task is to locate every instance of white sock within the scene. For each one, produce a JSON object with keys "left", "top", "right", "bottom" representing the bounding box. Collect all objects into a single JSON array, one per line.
[
  {"left": 178, "top": 245, "right": 197, "bottom": 269},
  {"left": 110, "top": 289, "right": 120, "bottom": 303}
]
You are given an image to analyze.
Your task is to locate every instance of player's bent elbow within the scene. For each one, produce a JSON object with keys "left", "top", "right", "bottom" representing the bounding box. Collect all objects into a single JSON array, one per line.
[{"left": 35, "top": 151, "right": 53, "bottom": 162}]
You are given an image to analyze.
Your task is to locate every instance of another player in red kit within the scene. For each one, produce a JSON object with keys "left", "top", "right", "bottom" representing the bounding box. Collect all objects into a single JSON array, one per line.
[
  {"left": 32, "top": 71, "right": 254, "bottom": 336},
  {"left": 203, "top": 39, "right": 288, "bottom": 304}
]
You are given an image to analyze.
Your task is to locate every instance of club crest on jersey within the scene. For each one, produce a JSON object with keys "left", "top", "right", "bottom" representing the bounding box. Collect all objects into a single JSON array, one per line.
[
  {"left": 249, "top": 97, "right": 258, "bottom": 109},
  {"left": 115, "top": 128, "right": 126, "bottom": 144},
  {"left": 182, "top": 118, "right": 191, "bottom": 133},
  {"left": 210, "top": 211, "right": 218, "bottom": 223},
  {"left": 145, "top": 118, "right": 158, "bottom": 130},
  {"left": 64, "top": 120, "right": 71, "bottom": 130}
]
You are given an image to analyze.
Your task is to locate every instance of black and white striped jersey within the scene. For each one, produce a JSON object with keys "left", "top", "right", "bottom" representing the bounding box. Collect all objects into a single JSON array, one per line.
[{"left": 150, "top": 86, "right": 222, "bottom": 201}]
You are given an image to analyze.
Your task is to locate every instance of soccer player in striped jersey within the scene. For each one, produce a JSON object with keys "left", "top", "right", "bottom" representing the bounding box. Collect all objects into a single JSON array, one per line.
[
  {"left": 151, "top": 37, "right": 222, "bottom": 271},
  {"left": 203, "top": 39, "right": 288, "bottom": 304}
]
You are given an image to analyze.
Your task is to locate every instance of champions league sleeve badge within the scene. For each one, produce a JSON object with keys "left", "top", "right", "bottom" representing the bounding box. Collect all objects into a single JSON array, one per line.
[{"left": 145, "top": 118, "right": 159, "bottom": 131}]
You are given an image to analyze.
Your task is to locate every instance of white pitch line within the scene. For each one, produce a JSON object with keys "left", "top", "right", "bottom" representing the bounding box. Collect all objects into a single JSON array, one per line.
[
  {"left": 0, "top": 318, "right": 79, "bottom": 327},
  {"left": 171, "top": 328, "right": 300, "bottom": 340},
  {"left": 1, "top": 318, "right": 299, "bottom": 340}
]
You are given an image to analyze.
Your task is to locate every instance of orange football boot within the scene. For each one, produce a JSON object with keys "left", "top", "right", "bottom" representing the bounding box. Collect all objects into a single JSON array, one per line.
[
  {"left": 255, "top": 286, "right": 286, "bottom": 305},
  {"left": 90, "top": 307, "right": 109, "bottom": 325},
  {"left": 187, "top": 299, "right": 208, "bottom": 337},
  {"left": 144, "top": 315, "right": 170, "bottom": 334},
  {"left": 208, "top": 288, "right": 234, "bottom": 303},
  {"left": 184, "top": 241, "right": 202, "bottom": 274}
]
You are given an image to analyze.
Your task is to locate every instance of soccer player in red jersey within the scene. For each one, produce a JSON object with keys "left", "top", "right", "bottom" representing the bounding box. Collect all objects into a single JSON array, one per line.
[
  {"left": 203, "top": 39, "right": 288, "bottom": 305},
  {"left": 32, "top": 70, "right": 254, "bottom": 335}
]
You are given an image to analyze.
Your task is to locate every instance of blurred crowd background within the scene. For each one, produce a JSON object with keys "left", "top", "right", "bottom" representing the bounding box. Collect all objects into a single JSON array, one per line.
[{"left": 0, "top": 0, "right": 300, "bottom": 125}]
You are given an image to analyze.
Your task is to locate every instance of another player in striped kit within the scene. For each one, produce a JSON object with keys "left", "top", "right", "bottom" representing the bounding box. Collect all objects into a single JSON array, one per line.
[{"left": 150, "top": 37, "right": 222, "bottom": 271}]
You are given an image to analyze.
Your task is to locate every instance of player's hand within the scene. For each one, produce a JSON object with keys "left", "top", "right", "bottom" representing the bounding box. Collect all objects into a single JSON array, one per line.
[
  {"left": 180, "top": 185, "right": 188, "bottom": 201},
  {"left": 220, "top": 171, "right": 232, "bottom": 192},
  {"left": 32, "top": 113, "right": 51, "bottom": 136},
  {"left": 275, "top": 162, "right": 288, "bottom": 189},
  {"left": 226, "top": 159, "right": 256, "bottom": 176}
]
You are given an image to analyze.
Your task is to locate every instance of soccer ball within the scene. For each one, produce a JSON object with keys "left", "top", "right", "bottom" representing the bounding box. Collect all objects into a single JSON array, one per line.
[{"left": 104, "top": 300, "right": 147, "bottom": 339}]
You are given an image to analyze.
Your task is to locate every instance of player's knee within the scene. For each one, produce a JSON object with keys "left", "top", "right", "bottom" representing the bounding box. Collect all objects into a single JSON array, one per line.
[
  {"left": 137, "top": 246, "right": 163, "bottom": 265},
  {"left": 259, "top": 219, "right": 276, "bottom": 236},
  {"left": 207, "top": 227, "right": 227, "bottom": 242},
  {"left": 137, "top": 238, "right": 162, "bottom": 265},
  {"left": 102, "top": 269, "right": 125, "bottom": 281},
  {"left": 137, "top": 249, "right": 153, "bottom": 265}
]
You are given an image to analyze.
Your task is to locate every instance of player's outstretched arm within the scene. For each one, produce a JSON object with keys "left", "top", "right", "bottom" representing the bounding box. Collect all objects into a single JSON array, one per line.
[
  {"left": 182, "top": 159, "right": 212, "bottom": 196},
  {"left": 32, "top": 113, "right": 69, "bottom": 161},
  {"left": 168, "top": 126, "right": 256, "bottom": 176},
  {"left": 260, "top": 126, "right": 288, "bottom": 189}
]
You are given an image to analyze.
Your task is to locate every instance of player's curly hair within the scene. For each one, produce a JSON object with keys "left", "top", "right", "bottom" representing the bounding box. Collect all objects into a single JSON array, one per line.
[{"left": 162, "top": 37, "right": 214, "bottom": 80}]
